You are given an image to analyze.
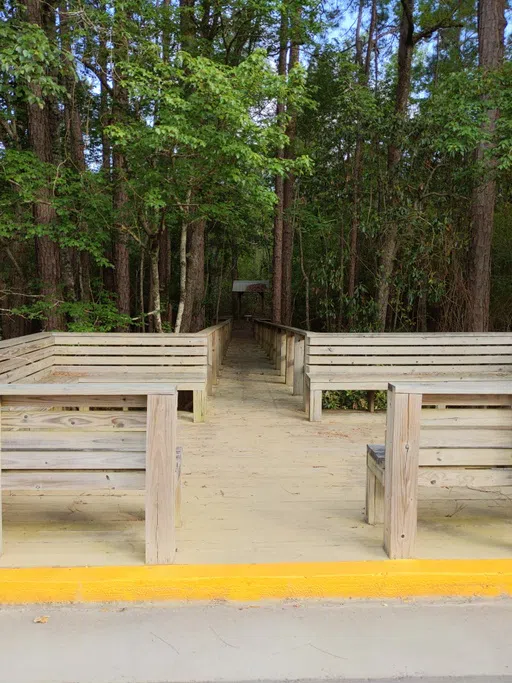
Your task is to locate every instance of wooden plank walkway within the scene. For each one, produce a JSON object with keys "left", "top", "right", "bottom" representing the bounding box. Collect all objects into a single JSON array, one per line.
[{"left": 2, "top": 329, "right": 512, "bottom": 566}]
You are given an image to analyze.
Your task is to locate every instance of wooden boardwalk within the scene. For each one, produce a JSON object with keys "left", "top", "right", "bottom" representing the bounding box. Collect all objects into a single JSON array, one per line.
[{"left": 2, "top": 329, "right": 512, "bottom": 567}]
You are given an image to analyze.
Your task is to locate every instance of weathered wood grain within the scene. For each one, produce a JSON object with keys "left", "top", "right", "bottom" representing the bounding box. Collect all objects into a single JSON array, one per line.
[{"left": 145, "top": 393, "right": 177, "bottom": 564}]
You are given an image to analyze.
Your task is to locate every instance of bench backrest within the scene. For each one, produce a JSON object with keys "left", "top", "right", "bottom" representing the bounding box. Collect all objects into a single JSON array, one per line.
[
  {"left": 307, "top": 333, "right": 512, "bottom": 378},
  {"left": 0, "top": 333, "right": 55, "bottom": 384},
  {"left": 417, "top": 407, "right": 512, "bottom": 468},
  {"left": 50, "top": 333, "right": 208, "bottom": 382},
  {"left": 0, "top": 384, "right": 177, "bottom": 491}
]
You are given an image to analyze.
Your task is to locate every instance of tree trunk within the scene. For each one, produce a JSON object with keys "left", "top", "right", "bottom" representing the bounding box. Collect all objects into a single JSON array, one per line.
[
  {"left": 348, "top": 0, "right": 372, "bottom": 309},
  {"left": 181, "top": 218, "right": 205, "bottom": 332},
  {"left": 24, "top": 0, "right": 65, "bottom": 331},
  {"left": 149, "top": 238, "right": 163, "bottom": 333},
  {"left": 112, "top": 9, "right": 131, "bottom": 326},
  {"left": 376, "top": 0, "right": 415, "bottom": 330},
  {"left": 159, "top": 227, "right": 172, "bottom": 325},
  {"left": 174, "top": 217, "right": 188, "bottom": 333},
  {"left": 272, "top": 8, "right": 288, "bottom": 323},
  {"left": 467, "top": 0, "right": 506, "bottom": 331},
  {"left": 281, "top": 8, "right": 300, "bottom": 326}
]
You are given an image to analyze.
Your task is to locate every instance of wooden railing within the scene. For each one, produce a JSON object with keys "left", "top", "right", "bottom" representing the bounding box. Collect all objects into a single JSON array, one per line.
[
  {"left": 197, "top": 318, "right": 232, "bottom": 395},
  {"left": 0, "top": 383, "right": 179, "bottom": 564},
  {"left": 253, "top": 319, "right": 309, "bottom": 396}
]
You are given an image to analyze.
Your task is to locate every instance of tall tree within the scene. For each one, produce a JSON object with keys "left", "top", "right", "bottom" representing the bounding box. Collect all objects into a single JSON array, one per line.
[
  {"left": 467, "top": 0, "right": 506, "bottom": 331},
  {"left": 272, "top": 7, "right": 288, "bottom": 323},
  {"left": 24, "top": 0, "right": 65, "bottom": 330},
  {"left": 281, "top": 4, "right": 300, "bottom": 326}
]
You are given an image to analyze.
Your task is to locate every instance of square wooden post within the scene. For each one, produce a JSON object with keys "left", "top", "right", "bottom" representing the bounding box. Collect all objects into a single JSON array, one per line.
[
  {"left": 278, "top": 331, "right": 287, "bottom": 377},
  {"left": 383, "top": 386, "right": 422, "bottom": 559},
  {"left": 293, "top": 335, "right": 305, "bottom": 396},
  {"left": 212, "top": 330, "right": 219, "bottom": 386},
  {"left": 285, "top": 333, "right": 294, "bottom": 386},
  {"left": 207, "top": 335, "right": 214, "bottom": 396},
  {"left": 145, "top": 392, "right": 177, "bottom": 564}
]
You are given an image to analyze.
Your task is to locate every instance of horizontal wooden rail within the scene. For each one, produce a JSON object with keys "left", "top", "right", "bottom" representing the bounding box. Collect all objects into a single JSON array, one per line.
[
  {"left": 253, "top": 319, "right": 310, "bottom": 396},
  {"left": 0, "top": 383, "right": 179, "bottom": 565}
]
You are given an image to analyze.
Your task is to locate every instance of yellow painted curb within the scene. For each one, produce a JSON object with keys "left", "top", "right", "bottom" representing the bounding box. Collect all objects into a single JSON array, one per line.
[{"left": 1, "top": 559, "right": 512, "bottom": 603}]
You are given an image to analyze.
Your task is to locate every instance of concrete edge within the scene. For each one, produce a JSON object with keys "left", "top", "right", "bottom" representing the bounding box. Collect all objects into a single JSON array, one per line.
[{"left": 1, "top": 559, "right": 512, "bottom": 604}]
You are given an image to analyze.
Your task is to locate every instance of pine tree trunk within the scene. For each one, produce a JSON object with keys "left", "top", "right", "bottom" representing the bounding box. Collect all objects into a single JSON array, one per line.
[
  {"left": 467, "top": 0, "right": 506, "bottom": 331},
  {"left": 272, "top": 8, "right": 288, "bottom": 323},
  {"left": 376, "top": 0, "right": 415, "bottom": 330},
  {"left": 112, "top": 9, "right": 131, "bottom": 326},
  {"left": 281, "top": 8, "right": 300, "bottom": 326},
  {"left": 24, "top": 0, "right": 65, "bottom": 331}
]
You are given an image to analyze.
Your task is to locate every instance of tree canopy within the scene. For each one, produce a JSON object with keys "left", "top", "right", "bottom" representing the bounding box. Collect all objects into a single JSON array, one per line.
[{"left": 0, "top": 0, "right": 510, "bottom": 335}]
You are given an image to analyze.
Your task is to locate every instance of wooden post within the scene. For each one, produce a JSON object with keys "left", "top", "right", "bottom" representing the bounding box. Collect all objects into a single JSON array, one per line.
[
  {"left": 309, "top": 389, "right": 322, "bottom": 421},
  {"left": 383, "top": 387, "right": 422, "bottom": 559},
  {"left": 279, "top": 331, "right": 286, "bottom": 377},
  {"left": 212, "top": 330, "right": 219, "bottom": 386},
  {"left": 207, "top": 334, "right": 214, "bottom": 396},
  {"left": 146, "top": 392, "right": 177, "bottom": 564},
  {"left": 193, "top": 389, "right": 207, "bottom": 422},
  {"left": 368, "top": 390, "right": 376, "bottom": 413},
  {"left": 285, "top": 333, "right": 294, "bottom": 385},
  {"left": 293, "top": 335, "right": 305, "bottom": 396}
]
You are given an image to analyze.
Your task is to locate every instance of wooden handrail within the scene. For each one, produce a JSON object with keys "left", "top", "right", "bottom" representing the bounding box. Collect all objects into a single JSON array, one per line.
[{"left": 253, "top": 319, "right": 307, "bottom": 396}]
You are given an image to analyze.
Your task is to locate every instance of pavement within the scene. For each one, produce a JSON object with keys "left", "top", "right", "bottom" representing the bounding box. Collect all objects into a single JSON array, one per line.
[{"left": 1, "top": 598, "right": 512, "bottom": 683}]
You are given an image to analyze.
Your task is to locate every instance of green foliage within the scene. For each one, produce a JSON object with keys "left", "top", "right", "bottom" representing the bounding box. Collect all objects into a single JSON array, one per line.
[{"left": 323, "top": 390, "right": 387, "bottom": 411}]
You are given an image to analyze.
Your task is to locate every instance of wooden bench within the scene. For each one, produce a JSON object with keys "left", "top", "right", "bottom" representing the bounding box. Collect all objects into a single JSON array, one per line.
[
  {"left": 0, "top": 383, "right": 181, "bottom": 564},
  {"left": 305, "top": 333, "right": 512, "bottom": 421},
  {"left": 366, "top": 380, "right": 512, "bottom": 559},
  {"left": 0, "top": 332, "right": 211, "bottom": 422}
]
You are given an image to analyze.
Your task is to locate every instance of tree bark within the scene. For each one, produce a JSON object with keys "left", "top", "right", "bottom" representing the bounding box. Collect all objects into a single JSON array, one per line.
[
  {"left": 174, "top": 216, "right": 188, "bottom": 333},
  {"left": 149, "top": 238, "right": 163, "bottom": 333},
  {"left": 24, "top": 0, "right": 65, "bottom": 331},
  {"left": 112, "top": 10, "right": 131, "bottom": 325},
  {"left": 181, "top": 218, "right": 205, "bottom": 332},
  {"left": 272, "top": 8, "right": 288, "bottom": 323},
  {"left": 281, "top": 8, "right": 300, "bottom": 326},
  {"left": 376, "top": 0, "right": 415, "bottom": 330},
  {"left": 467, "top": 0, "right": 506, "bottom": 331}
]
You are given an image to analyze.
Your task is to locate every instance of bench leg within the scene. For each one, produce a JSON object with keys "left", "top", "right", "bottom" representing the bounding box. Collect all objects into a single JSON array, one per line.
[
  {"left": 366, "top": 467, "right": 384, "bottom": 525},
  {"left": 368, "top": 390, "right": 376, "bottom": 413},
  {"left": 309, "top": 390, "right": 322, "bottom": 422},
  {"left": 146, "top": 394, "right": 177, "bottom": 565},
  {"left": 193, "top": 390, "right": 207, "bottom": 423}
]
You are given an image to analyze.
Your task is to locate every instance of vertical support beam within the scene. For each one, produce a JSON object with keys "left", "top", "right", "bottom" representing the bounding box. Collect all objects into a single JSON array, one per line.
[
  {"left": 212, "top": 330, "right": 219, "bottom": 386},
  {"left": 368, "top": 390, "right": 376, "bottom": 413},
  {"left": 383, "top": 387, "right": 422, "bottom": 559},
  {"left": 293, "top": 335, "right": 305, "bottom": 396},
  {"left": 309, "top": 389, "right": 322, "bottom": 421},
  {"left": 285, "top": 332, "right": 294, "bottom": 385},
  {"left": 366, "top": 456, "right": 384, "bottom": 524},
  {"left": 206, "top": 334, "right": 214, "bottom": 397},
  {"left": 279, "top": 331, "right": 286, "bottom": 377},
  {"left": 193, "top": 389, "right": 207, "bottom": 423},
  {"left": 146, "top": 392, "right": 177, "bottom": 565}
]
